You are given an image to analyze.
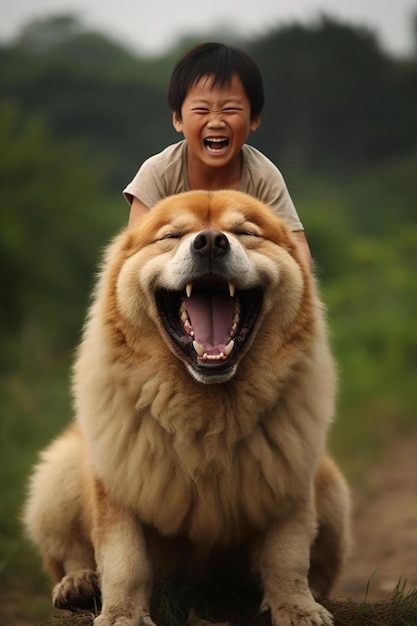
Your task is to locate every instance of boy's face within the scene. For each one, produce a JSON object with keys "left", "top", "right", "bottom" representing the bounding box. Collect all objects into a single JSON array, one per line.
[{"left": 172, "top": 73, "right": 260, "bottom": 170}]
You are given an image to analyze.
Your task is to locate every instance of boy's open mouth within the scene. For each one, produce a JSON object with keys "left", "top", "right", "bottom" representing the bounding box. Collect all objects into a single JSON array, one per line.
[{"left": 204, "top": 137, "right": 229, "bottom": 153}]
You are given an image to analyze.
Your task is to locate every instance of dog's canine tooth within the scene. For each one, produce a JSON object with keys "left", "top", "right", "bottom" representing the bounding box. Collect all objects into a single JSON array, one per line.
[
  {"left": 193, "top": 340, "right": 204, "bottom": 356},
  {"left": 224, "top": 339, "right": 235, "bottom": 356},
  {"left": 228, "top": 283, "right": 236, "bottom": 297},
  {"left": 186, "top": 283, "right": 193, "bottom": 298}
]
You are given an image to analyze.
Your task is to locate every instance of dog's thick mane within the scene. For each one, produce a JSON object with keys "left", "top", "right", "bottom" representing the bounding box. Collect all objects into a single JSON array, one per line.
[{"left": 73, "top": 222, "right": 335, "bottom": 543}]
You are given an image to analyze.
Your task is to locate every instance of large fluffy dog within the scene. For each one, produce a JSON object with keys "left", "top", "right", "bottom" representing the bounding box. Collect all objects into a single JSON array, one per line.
[{"left": 24, "top": 190, "right": 350, "bottom": 626}]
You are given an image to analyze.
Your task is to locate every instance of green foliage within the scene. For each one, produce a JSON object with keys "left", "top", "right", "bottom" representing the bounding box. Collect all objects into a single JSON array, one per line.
[
  {"left": 0, "top": 363, "right": 73, "bottom": 620},
  {"left": 1, "top": 18, "right": 178, "bottom": 192},
  {"left": 0, "top": 100, "right": 124, "bottom": 371},
  {"left": 289, "top": 161, "right": 417, "bottom": 471},
  {"left": 248, "top": 16, "right": 417, "bottom": 174}
]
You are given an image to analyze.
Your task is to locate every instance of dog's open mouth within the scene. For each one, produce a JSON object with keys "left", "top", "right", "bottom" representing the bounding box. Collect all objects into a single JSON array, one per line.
[{"left": 155, "top": 276, "right": 262, "bottom": 379}]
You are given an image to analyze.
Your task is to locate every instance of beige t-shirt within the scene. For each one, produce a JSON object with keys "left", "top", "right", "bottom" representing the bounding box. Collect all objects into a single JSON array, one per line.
[{"left": 123, "top": 141, "right": 303, "bottom": 231}]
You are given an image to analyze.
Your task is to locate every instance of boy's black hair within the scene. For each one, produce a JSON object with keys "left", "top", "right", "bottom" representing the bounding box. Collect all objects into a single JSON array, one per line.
[{"left": 168, "top": 42, "right": 264, "bottom": 121}]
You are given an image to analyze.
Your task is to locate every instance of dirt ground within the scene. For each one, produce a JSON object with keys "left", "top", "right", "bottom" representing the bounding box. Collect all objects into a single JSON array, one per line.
[
  {"left": 3, "top": 433, "right": 417, "bottom": 625},
  {"left": 333, "top": 431, "right": 417, "bottom": 602}
]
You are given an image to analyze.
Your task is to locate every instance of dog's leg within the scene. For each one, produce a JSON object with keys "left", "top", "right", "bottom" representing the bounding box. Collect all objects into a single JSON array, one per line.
[
  {"left": 24, "top": 427, "right": 99, "bottom": 610},
  {"left": 309, "top": 456, "right": 351, "bottom": 598},
  {"left": 92, "top": 479, "right": 157, "bottom": 626},
  {"left": 253, "top": 501, "right": 333, "bottom": 626}
]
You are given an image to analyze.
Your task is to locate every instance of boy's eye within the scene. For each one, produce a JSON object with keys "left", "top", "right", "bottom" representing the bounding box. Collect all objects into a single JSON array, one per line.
[{"left": 191, "top": 107, "right": 242, "bottom": 114}]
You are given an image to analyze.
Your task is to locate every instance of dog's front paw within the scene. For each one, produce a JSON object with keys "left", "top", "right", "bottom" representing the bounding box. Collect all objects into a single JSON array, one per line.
[
  {"left": 264, "top": 598, "right": 333, "bottom": 626},
  {"left": 94, "top": 612, "right": 157, "bottom": 626},
  {"left": 52, "top": 569, "right": 100, "bottom": 610}
]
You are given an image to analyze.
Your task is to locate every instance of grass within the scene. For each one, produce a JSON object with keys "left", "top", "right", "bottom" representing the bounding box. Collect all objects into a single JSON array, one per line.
[
  {"left": 327, "top": 580, "right": 417, "bottom": 626},
  {"left": 0, "top": 356, "right": 73, "bottom": 624},
  {"left": 24, "top": 580, "right": 417, "bottom": 626}
]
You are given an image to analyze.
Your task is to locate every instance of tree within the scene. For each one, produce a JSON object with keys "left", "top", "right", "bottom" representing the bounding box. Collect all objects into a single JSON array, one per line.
[
  {"left": 248, "top": 16, "right": 417, "bottom": 173},
  {"left": 0, "top": 101, "right": 122, "bottom": 368},
  {"left": 14, "top": 14, "right": 83, "bottom": 51}
]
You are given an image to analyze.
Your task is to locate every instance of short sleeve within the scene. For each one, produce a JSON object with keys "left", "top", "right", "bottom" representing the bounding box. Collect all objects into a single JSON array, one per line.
[
  {"left": 123, "top": 156, "right": 166, "bottom": 208},
  {"left": 242, "top": 146, "right": 303, "bottom": 231}
]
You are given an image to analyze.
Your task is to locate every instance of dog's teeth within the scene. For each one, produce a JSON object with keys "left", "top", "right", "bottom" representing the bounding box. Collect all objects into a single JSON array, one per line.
[
  {"left": 193, "top": 340, "right": 204, "bottom": 356},
  {"left": 228, "top": 283, "right": 236, "bottom": 297},
  {"left": 224, "top": 339, "right": 235, "bottom": 356},
  {"left": 186, "top": 283, "right": 193, "bottom": 298}
]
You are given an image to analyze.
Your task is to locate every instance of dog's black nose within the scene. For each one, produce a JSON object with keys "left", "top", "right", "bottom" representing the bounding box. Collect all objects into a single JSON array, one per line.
[{"left": 192, "top": 230, "right": 230, "bottom": 257}]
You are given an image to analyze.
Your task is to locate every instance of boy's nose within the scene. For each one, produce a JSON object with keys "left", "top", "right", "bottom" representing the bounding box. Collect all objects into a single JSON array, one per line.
[{"left": 208, "top": 113, "right": 225, "bottom": 127}]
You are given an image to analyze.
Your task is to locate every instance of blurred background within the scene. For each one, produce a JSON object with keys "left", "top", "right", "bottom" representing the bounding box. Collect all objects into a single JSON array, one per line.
[{"left": 1, "top": 2, "right": 416, "bottom": 623}]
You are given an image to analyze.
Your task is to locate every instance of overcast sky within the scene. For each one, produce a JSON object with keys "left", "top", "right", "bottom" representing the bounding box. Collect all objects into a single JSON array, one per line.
[{"left": 1, "top": 0, "right": 416, "bottom": 57}]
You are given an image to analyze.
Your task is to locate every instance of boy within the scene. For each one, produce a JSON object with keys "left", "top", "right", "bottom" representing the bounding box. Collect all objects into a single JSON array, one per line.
[{"left": 124, "top": 42, "right": 311, "bottom": 267}]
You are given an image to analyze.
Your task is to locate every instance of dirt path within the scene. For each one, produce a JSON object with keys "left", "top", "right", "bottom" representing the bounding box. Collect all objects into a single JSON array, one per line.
[{"left": 334, "top": 431, "right": 417, "bottom": 602}]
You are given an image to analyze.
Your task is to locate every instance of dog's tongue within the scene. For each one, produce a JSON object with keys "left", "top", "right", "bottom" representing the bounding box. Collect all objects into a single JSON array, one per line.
[{"left": 185, "top": 290, "right": 234, "bottom": 354}]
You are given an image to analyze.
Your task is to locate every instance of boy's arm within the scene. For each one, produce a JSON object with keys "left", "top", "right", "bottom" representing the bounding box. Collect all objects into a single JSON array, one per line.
[
  {"left": 128, "top": 198, "right": 149, "bottom": 229},
  {"left": 293, "top": 231, "right": 312, "bottom": 271}
]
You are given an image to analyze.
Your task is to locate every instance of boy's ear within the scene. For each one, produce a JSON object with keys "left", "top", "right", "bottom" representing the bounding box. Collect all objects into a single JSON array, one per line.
[
  {"left": 250, "top": 114, "right": 261, "bottom": 132},
  {"left": 172, "top": 111, "right": 183, "bottom": 133}
]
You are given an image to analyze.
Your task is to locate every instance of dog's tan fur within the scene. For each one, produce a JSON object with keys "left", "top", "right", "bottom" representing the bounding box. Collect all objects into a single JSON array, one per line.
[{"left": 24, "top": 190, "right": 350, "bottom": 626}]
